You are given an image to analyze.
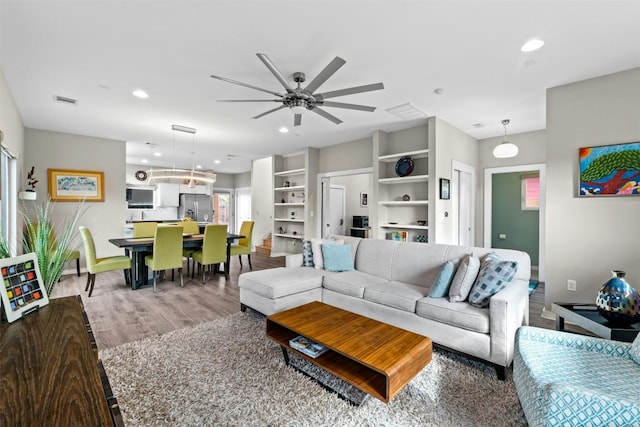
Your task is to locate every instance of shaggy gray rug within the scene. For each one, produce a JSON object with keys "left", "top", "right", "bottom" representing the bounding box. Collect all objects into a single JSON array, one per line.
[{"left": 101, "top": 311, "right": 527, "bottom": 426}]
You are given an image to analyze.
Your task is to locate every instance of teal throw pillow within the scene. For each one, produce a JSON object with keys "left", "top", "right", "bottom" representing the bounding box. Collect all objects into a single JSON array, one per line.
[
  {"left": 449, "top": 254, "right": 480, "bottom": 302},
  {"left": 321, "top": 244, "right": 354, "bottom": 272},
  {"left": 302, "top": 240, "right": 314, "bottom": 267},
  {"left": 429, "top": 261, "right": 457, "bottom": 298},
  {"left": 630, "top": 332, "right": 640, "bottom": 365},
  {"left": 468, "top": 252, "right": 518, "bottom": 308}
]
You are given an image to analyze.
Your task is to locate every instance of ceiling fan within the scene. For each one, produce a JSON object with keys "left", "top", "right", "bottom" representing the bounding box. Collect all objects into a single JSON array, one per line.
[{"left": 210, "top": 53, "right": 384, "bottom": 127}]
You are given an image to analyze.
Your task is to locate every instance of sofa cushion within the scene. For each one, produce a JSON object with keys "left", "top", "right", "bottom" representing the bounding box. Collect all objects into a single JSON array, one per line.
[
  {"left": 429, "top": 261, "right": 457, "bottom": 298},
  {"left": 449, "top": 253, "right": 480, "bottom": 302},
  {"left": 416, "top": 297, "right": 490, "bottom": 333},
  {"left": 302, "top": 240, "right": 314, "bottom": 267},
  {"left": 468, "top": 252, "right": 518, "bottom": 308},
  {"left": 311, "top": 238, "right": 343, "bottom": 270},
  {"left": 354, "top": 239, "right": 398, "bottom": 280},
  {"left": 238, "top": 267, "right": 325, "bottom": 299},
  {"left": 364, "top": 281, "right": 429, "bottom": 313},
  {"left": 322, "top": 270, "right": 388, "bottom": 299},
  {"left": 630, "top": 333, "right": 640, "bottom": 365},
  {"left": 322, "top": 244, "right": 354, "bottom": 272}
]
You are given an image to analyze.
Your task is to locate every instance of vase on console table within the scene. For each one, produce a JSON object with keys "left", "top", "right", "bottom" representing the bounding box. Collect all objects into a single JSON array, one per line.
[{"left": 596, "top": 270, "right": 640, "bottom": 326}]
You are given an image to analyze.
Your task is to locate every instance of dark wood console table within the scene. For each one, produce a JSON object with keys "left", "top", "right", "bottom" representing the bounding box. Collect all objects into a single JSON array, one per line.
[{"left": 0, "top": 296, "right": 123, "bottom": 426}]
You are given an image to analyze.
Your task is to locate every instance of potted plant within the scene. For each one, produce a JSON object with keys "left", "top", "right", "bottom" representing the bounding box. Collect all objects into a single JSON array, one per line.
[{"left": 18, "top": 166, "right": 38, "bottom": 200}]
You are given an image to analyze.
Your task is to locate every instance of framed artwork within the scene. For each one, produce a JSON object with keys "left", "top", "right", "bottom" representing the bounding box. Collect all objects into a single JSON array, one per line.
[
  {"left": 48, "top": 169, "right": 104, "bottom": 202},
  {"left": 579, "top": 141, "right": 640, "bottom": 197},
  {"left": 0, "top": 253, "right": 49, "bottom": 323},
  {"left": 360, "top": 192, "right": 368, "bottom": 207},
  {"left": 439, "top": 178, "right": 450, "bottom": 200}
]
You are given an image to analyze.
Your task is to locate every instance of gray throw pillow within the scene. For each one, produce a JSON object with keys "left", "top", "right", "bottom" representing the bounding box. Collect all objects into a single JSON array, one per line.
[{"left": 448, "top": 253, "right": 480, "bottom": 302}]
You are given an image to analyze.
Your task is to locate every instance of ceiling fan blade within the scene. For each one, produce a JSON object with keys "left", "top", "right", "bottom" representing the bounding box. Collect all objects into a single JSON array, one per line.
[
  {"left": 210, "top": 74, "right": 283, "bottom": 97},
  {"left": 319, "top": 101, "right": 376, "bottom": 112},
  {"left": 304, "top": 56, "right": 346, "bottom": 94},
  {"left": 294, "top": 114, "right": 302, "bottom": 127},
  {"left": 252, "top": 105, "right": 287, "bottom": 119},
  {"left": 315, "top": 82, "right": 384, "bottom": 100},
  {"left": 311, "top": 107, "right": 343, "bottom": 125},
  {"left": 217, "top": 99, "right": 282, "bottom": 102},
  {"left": 256, "top": 53, "right": 294, "bottom": 93}
]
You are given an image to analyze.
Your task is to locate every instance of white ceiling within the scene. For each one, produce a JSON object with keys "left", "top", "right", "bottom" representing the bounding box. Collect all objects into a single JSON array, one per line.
[{"left": 1, "top": 1, "right": 639, "bottom": 174}]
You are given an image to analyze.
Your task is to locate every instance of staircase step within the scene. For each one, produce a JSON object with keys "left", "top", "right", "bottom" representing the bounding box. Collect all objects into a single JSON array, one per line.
[{"left": 255, "top": 245, "right": 271, "bottom": 255}]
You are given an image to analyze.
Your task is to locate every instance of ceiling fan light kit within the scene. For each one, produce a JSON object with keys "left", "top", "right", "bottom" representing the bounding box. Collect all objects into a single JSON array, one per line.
[
  {"left": 493, "top": 119, "right": 519, "bottom": 159},
  {"left": 211, "top": 53, "right": 384, "bottom": 127}
]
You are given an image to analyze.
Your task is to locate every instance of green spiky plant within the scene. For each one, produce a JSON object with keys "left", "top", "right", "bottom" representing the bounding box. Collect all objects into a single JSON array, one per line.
[
  {"left": 21, "top": 197, "right": 86, "bottom": 296},
  {"left": 0, "top": 224, "right": 10, "bottom": 259}
]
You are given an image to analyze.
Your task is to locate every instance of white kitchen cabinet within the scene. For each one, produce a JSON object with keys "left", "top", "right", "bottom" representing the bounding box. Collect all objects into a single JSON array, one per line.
[
  {"left": 155, "top": 183, "right": 180, "bottom": 207},
  {"left": 178, "top": 184, "right": 209, "bottom": 195}
]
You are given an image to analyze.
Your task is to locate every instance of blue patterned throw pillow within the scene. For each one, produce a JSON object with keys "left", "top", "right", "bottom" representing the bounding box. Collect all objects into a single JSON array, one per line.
[
  {"left": 630, "top": 332, "right": 640, "bottom": 365},
  {"left": 302, "top": 240, "right": 314, "bottom": 267},
  {"left": 468, "top": 252, "right": 518, "bottom": 308}
]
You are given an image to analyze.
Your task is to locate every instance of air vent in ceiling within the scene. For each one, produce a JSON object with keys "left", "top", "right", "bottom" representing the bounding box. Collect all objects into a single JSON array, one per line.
[
  {"left": 53, "top": 95, "right": 78, "bottom": 105},
  {"left": 386, "top": 103, "right": 428, "bottom": 121}
]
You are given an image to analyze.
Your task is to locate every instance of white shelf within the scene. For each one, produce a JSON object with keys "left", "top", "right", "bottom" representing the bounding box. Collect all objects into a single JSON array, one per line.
[
  {"left": 378, "top": 174, "right": 429, "bottom": 184},
  {"left": 274, "top": 218, "right": 304, "bottom": 223},
  {"left": 378, "top": 149, "right": 429, "bottom": 162},
  {"left": 274, "top": 168, "right": 305, "bottom": 177},
  {"left": 275, "top": 185, "right": 305, "bottom": 191},
  {"left": 379, "top": 224, "right": 429, "bottom": 230},
  {"left": 378, "top": 200, "right": 429, "bottom": 206},
  {"left": 273, "top": 233, "right": 304, "bottom": 240},
  {"left": 275, "top": 203, "right": 305, "bottom": 207}
]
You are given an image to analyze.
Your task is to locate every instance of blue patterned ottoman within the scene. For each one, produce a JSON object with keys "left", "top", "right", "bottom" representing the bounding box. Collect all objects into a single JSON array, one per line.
[{"left": 514, "top": 326, "right": 640, "bottom": 427}]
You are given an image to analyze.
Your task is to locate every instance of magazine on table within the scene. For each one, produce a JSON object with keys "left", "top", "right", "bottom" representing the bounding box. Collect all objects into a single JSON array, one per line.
[{"left": 289, "top": 335, "right": 329, "bottom": 358}]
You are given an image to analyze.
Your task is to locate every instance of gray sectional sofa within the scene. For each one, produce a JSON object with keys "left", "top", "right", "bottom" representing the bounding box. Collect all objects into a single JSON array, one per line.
[{"left": 239, "top": 235, "right": 531, "bottom": 378}]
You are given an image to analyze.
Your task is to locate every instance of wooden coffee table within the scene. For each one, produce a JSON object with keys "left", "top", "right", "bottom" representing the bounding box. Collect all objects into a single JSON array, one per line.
[{"left": 266, "top": 301, "right": 432, "bottom": 403}]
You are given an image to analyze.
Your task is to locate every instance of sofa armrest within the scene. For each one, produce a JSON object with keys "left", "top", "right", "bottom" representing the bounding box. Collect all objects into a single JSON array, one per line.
[
  {"left": 489, "top": 279, "right": 529, "bottom": 367},
  {"left": 516, "top": 326, "right": 631, "bottom": 355},
  {"left": 286, "top": 253, "right": 303, "bottom": 268}
]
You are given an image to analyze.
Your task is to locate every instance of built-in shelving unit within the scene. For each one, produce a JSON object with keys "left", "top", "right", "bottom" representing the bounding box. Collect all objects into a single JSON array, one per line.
[{"left": 373, "top": 130, "right": 430, "bottom": 243}]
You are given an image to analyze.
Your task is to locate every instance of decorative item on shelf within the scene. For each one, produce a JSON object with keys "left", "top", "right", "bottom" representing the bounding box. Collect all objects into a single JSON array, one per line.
[
  {"left": 290, "top": 211, "right": 296, "bottom": 219},
  {"left": 395, "top": 156, "right": 414, "bottom": 177},
  {"left": 19, "top": 166, "right": 38, "bottom": 201},
  {"left": 595, "top": 270, "right": 640, "bottom": 326},
  {"left": 402, "top": 194, "right": 411, "bottom": 201},
  {"left": 493, "top": 119, "right": 519, "bottom": 159},
  {"left": 292, "top": 231, "right": 297, "bottom": 235},
  {"left": 281, "top": 198, "right": 286, "bottom": 203},
  {"left": 417, "top": 220, "right": 427, "bottom": 226},
  {"left": 278, "top": 226, "right": 285, "bottom": 234},
  {"left": 284, "top": 181, "right": 290, "bottom": 187},
  {"left": 415, "top": 235, "right": 428, "bottom": 243}
]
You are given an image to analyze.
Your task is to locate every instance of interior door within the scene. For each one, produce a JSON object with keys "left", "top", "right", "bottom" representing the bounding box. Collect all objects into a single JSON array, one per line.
[
  {"left": 321, "top": 179, "right": 346, "bottom": 238},
  {"left": 457, "top": 169, "right": 473, "bottom": 246},
  {"left": 235, "top": 188, "right": 252, "bottom": 234}
]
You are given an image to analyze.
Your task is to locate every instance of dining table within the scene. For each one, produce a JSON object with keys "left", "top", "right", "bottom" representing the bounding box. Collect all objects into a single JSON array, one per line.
[{"left": 109, "top": 232, "right": 244, "bottom": 289}]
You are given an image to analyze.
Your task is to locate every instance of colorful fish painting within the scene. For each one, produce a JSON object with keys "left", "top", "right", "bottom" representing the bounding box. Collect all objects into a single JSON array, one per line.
[{"left": 579, "top": 141, "right": 640, "bottom": 196}]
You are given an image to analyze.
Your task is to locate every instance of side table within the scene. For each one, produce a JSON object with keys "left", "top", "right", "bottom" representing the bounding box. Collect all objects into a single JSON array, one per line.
[{"left": 552, "top": 302, "right": 640, "bottom": 342}]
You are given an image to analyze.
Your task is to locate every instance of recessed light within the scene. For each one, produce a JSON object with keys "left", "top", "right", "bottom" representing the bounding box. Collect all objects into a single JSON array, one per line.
[
  {"left": 279, "top": 127, "right": 289, "bottom": 133},
  {"left": 154, "top": 152, "right": 162, "bottom": 157},
  {"left": 132, "top": 89, "right": 149, "bottom": 98},
  {"left": 214, "top": 160, "right": 221, "bottom": 164},
  {"left": 141, "top": 158, "right": 148, "bottom": 163},
  {"left": 521, "top": 39, "right": 544, "bottom": 52},
  {"left": 196, "top": 164, "right": 202, "bottom": 169}
]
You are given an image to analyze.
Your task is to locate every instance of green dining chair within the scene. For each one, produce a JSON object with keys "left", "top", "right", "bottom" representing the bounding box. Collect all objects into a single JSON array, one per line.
[
  {"left": 230, "top": 221, "right": 254, "bottom": 270},
  {"left": 144, "top": 224, "right": 184, "bottom": 292},
  {"left": 192, "top": 224, "right": 227, "bottom": 283},
  {"left": 79, "top": 226, "right": 132, "bottom": 297},
  {"left": 181, "top": 220, "right": 202, "bottom": 276},
  {"left": 133, "top": 222, "right": 157, "bottom": 238}
]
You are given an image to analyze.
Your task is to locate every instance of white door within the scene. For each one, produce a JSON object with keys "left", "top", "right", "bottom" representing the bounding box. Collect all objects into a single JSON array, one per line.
[
  {"left": 321, "top": 179, "right": 346, "bottom": 238},
  {"left": 235, "top": 188, "right": 252, "bottom": 234},
  {"left": 457, "top": 169, "right": 473, "bottom": 246}
]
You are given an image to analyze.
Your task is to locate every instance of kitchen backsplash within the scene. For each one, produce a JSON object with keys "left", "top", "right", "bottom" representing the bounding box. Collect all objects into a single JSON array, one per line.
[{"left": 126, "top": 206, "right": 178, "bottom": 222}]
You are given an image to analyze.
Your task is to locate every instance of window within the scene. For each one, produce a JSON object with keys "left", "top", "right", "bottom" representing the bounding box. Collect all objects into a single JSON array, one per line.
[
  {"left": 521, "top": 174, "right": 540, "bottom": 210},
  {"left": 1, "top": 146, "right": 18, "bottom": 255}
]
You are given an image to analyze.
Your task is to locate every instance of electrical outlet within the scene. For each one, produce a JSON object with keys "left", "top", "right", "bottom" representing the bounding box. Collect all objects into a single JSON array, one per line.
[{"left": 567, "top": 279, "right": 577, "bottom": 291}]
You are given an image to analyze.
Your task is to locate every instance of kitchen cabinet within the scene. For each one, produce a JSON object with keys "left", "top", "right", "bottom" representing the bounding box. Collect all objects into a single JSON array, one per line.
[
  {"left": 155, "top": 183, "right": 179, "bottom": 207},
  {"left": 179, "top": 184, "right": 209, "bottom": 195}
]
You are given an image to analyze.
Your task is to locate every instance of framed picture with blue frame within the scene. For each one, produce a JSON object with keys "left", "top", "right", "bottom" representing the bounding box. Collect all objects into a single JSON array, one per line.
[{"left": 579, "top": 141, "right": 640, "bottom": 197}]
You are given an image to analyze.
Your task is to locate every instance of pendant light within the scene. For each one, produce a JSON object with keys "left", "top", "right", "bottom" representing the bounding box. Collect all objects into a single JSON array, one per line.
[
  {"left": 147, "top": 125, "right": 217, "bottom": 184},
  {"left": 493, "top": 119, "right": 519, "bottom": 159}
]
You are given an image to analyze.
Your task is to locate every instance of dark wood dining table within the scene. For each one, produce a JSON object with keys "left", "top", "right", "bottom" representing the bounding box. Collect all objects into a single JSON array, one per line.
[{"left": 109, "top": 232, "right": 244, "bottom": 289}]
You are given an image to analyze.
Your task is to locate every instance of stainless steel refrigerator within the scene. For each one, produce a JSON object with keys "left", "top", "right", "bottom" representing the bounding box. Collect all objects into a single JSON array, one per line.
[{"left": 178, "top": 194, "right": 213, "bottom": 222}]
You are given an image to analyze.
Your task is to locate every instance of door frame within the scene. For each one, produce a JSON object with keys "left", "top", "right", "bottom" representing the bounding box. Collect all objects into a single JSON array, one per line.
[
  {"left": 484, "top": 163, "right": 546, "bottom": 282},
  {"left": 451, "top": 160, "right": 476, "bottom": 246}
]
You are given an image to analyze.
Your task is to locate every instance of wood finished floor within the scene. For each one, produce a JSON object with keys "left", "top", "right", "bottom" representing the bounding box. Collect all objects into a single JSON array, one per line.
[{"left": 50, "top": 252, "right": 578, "bottom": 350}]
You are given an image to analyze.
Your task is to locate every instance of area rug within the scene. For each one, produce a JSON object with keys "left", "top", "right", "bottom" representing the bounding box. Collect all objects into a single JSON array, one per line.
[{"left": 101, "top": 312, "right": 527, "bottom": 426}]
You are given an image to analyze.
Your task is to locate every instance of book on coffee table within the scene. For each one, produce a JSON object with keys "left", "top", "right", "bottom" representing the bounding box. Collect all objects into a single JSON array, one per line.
[{"left": 289, "top": 335, "right": 329, "bottom": 358}]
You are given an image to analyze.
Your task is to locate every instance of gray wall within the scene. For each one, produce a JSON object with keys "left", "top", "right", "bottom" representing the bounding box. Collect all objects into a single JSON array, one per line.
[
  {"left": 491, "top": 172, "right": 539, "bottom": 265},
  {"left": 317, "top": 137, "right": 373, "bottom": 173},
  {"left": 25, "top": 128, "right": 127, "bottom": 263},
  {"left": 546, "top": 67, "right": 640, "bottom": 308}
]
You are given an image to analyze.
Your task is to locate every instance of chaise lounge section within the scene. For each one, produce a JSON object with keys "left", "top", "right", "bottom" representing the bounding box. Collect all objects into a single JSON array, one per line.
[{"left": 239, "top": 235, "right": 531, "bottom": 378}]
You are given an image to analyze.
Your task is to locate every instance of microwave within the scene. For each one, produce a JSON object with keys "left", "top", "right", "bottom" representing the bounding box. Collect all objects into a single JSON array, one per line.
[{"left": 353, "top": 216, "right": 369, "bottom": 228}]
